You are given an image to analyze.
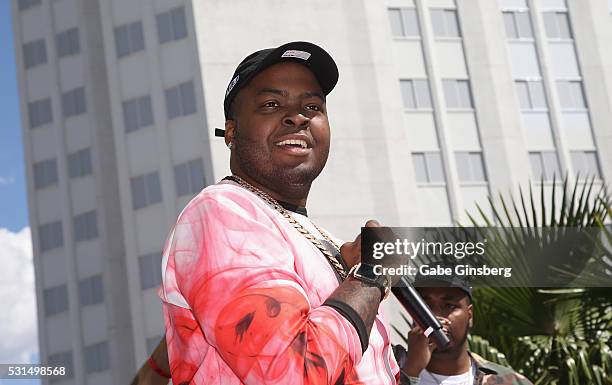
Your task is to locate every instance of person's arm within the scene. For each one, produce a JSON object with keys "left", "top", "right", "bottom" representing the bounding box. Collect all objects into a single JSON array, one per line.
[
  {"left": 162, "top": 192, "right": 397, "bottom": 384},
  {"left": 130, "top": 338, "right": 170, "bottom": 385}
]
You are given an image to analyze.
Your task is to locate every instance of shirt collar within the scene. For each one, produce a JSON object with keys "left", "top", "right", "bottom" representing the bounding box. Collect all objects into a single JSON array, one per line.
[{"left": 469, "top": 352, "right": 499, "bottom": 375}]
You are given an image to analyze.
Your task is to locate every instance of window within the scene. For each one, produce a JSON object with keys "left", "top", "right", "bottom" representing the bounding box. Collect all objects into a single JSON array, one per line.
[
  {"left": 165, "top": 81, "right": 197, "bottom": 119},
  {"left": 146, "top": 336, "right": 162, "bottom": 356},
  {"left": 399, "top": 79, "right": 432, "bottom": 109},
  {"left": 23, "top": 39, "right": 47, "bottom": 69},
  {"left": 84, "top": 342, "right": 110, "bottom": 373},
  {"left": 56, "top": 28, "right": 80, "bottom": 57},
  {"left": 18, "top": 0, "right": 41, "bottom": 11},
  {"left": 157, "top": 7, "right": 188, "bottom": 44},
  {"left": 39, "top": 221, "right": 63, "bottom": 252},
  {"left": 412, "top": 152, "right": 445, "bottom": 183},
  {"left": 73, "top": 210, "right": 98, "bottom": 242},
  {"left": 442, "top": 80, "right": 473, "bottom": 109},
  {"left": 48, "top": 351, "right": 73, "bottom": 382},
  {"left": 502, "top": 11, "right": 533, "bottom": 38},
  {"left": 33, "top": 158, "right": 58, "bottom": 189},
  {"left": 123, "top": 95, "right": 154, "bottom": 132},
  {"left": 388, "top": 8, "right": 420, "bottom": 37},
  {"left": 61, "top": 87, "right": 86, "bottom": 117},
  {"left": 174, "top": 158, "right": 205, "bottom": 197},
  {"left": 571, "top": 151, "right": 601, "bottom": 179},
  {"left": 43, "top": 284, "right": 68, "bottom": 316},
  {"left": 68, "top": 148, "right": 93, "bottom": 178},
  {"left": 529, "top": 151, "right": 561, "bottom": 180},
  {"left": 430, "top": 9, "right": 460, "bottom": 37},
  {"left": 515, "top": 80, "right": 547, "bottom": 109},
  {"left": 79, "top": 275, "right": 104, "bottom": 306},
  {"left": 557, "top": 81, "right": 586, "bottom": 109},
  {"left": 543, "top": 12, "right": 572, "bottom": 39},
  {"left": 131, "top": 172, "right": 162, "bottom": 209},
  {"left": 455, "top": 152, "right": 487, "bottom": 182},
  {"left": 114, "top": 21, "right": 145, "bottom": 58},
  {"left": 139, "top": 253, "right": 162, "bottom": 290},
  {"left": 28, "top": 98, "right": 53, "bottom": 128}
]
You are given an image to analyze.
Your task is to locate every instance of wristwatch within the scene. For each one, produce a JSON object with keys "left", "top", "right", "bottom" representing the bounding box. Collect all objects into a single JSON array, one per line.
[{"left": 349, "top": 263, "right": 391, "bottom": 301}]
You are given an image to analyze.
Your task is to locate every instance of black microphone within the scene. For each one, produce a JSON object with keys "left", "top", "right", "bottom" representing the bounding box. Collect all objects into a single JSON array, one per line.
[{"left": 392, "top": 276, "right": 450, "bottom": 350}]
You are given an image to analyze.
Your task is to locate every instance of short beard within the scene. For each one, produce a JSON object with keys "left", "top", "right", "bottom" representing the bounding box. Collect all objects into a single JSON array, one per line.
[
  {"left": 233, "top": 125, "right": 328, "bottom": 200},
  {"left": 432, "top": 323, "right": 470, "bottom": 358}
]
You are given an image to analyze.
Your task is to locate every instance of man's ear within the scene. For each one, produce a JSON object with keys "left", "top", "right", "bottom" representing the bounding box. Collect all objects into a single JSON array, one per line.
[
  {"left": 467, "top": 303, "right": 473, "bottom": 329},
  {"left": 224, "top": 119, "right": 235, "bottom": 147}
]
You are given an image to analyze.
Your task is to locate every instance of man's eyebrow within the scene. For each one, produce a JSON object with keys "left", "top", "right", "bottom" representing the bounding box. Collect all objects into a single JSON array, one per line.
[
  {"left": 442, "top": 294, "right": 464, "bottom": 301},
  {"left": 302, "top": 91, "right": 325, "bottom": 101},
  {"left": 256, "top": 87, "right": 288, "bottom": 96},
  {"left": 255, "top": 88, "right": 324, "bottom": 101}
]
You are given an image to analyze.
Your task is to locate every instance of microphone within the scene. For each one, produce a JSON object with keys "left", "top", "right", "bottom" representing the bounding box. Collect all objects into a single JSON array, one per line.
[{"left": 392, "top": 276, "right": 450, "bottom": 350}]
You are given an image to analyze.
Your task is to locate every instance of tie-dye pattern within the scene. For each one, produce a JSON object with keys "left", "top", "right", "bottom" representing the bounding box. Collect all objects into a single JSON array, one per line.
[{"left": 159, "top": 181, "right": 400, "bottom": 384}]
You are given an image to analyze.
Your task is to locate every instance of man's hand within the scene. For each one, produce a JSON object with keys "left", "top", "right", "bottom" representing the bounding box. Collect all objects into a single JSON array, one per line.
[
  {"left": 402, "top": 319, "right": 450, "bottom": 376},
  {"left": 340, "top": 220, "right": 380, "bottom": 269}
]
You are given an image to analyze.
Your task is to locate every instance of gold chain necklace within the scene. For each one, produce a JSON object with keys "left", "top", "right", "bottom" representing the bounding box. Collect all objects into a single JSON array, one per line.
[{"left": 225, "top": 175, "right": 347, "bottom": 280}]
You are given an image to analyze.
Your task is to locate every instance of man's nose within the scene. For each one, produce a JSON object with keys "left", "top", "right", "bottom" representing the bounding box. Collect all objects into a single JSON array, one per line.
[{"left": 283, "top": 108, "right": 310, "bottom": 128}]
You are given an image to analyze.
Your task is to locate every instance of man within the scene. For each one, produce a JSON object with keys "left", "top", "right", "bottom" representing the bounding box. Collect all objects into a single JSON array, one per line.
[
  {"left": 397, "top": 272, "right": 533, "bottom": 385},
  {"left": 157, "top": 41, "right": 409, "bottom": 384}
]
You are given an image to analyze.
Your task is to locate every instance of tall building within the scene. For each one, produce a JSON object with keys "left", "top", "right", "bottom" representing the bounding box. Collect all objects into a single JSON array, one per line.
[{"left": 12, "top": 0, "right": 612, "bottom": 383}]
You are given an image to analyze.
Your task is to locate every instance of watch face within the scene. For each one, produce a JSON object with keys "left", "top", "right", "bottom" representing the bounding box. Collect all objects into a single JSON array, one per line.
[{"left": 356, "top": 264, "right": 380, "bottom": 282}]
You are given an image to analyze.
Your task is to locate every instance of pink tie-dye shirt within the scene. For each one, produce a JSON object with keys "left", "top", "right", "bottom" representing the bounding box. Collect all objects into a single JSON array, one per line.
[{"left": 159, "top": 181, "right": 400, "bottom": 384}]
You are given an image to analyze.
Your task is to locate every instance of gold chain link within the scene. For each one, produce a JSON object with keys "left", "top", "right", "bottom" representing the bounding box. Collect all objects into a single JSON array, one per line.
[{"left": 225, "top": 175, "right": 348, "bottom": 281}]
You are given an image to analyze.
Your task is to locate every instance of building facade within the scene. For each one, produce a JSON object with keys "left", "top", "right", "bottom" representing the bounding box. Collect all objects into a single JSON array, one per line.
[{"left": 12, "top": 0, "right": 612, "bottom": 383}]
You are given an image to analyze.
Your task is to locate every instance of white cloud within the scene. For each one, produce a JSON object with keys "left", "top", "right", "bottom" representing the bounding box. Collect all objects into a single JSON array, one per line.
[
  {"left": 0, "top": 227, "right": 39, "bottom": 364},
  {"left": 0, "top": 176, "right": 15, "bottom": 185}
]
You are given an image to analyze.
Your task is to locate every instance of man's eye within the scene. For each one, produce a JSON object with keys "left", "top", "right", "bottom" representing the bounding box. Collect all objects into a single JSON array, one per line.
[
  {"left": 445, "top": 303, "right": 457, "bottom": 310},
  {"left": 263, "top": 101, "right": 279, "bottom": 108},
  {"left": 305, "top": 104, "right": 321, "bottom": 111}
]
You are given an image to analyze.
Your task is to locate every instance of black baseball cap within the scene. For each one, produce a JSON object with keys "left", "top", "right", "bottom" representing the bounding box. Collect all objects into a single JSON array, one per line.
[
  {"left": 218, "top": 41, "right": 339, "bottom": 126},
  {"left": 413, "top": 264, "right": 473, "bottom": 301}
]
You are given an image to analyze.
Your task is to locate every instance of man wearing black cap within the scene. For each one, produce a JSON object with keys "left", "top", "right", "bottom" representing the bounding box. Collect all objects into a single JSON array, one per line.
[
  {"left": 397, "top": 272, "right": 533, "bottom": 385},
  {"left": 137, "top": 41, "right": 411, "bottom": 385}
]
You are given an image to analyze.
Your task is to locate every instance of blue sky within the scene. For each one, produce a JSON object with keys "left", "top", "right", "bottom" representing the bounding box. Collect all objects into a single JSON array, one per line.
[
  {"left": 0, "top": 0, "right": 28, "bottom": 233},
  {"left": 0, "top": 3, "right": 40, "bottom": 385}
]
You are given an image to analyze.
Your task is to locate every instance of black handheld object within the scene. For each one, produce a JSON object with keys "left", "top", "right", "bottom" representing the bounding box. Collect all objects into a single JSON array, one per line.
[{"left": 392, "top": 276, "right": 451, "bottom": 350}]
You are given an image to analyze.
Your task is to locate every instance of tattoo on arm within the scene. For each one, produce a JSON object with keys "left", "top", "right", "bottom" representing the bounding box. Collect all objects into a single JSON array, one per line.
[{"left": 326, "top": 277, "right": 381, "bottom": 336}]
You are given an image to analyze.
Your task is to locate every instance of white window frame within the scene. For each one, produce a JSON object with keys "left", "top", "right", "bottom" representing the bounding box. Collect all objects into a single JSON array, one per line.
[
  {"left": 123, "top": 95, "right": 154, "bottom": 133},
  {"left": 43, "top": 284, "right": 69, "bottom": 316},
  {"left": 455, "top": 152, "right": 488, "bottom": 183},
  {"left": 23, "top": 39, "right": 47, "bottom": 69},
  {"left": 79, "top": 275, "right": 104, "bottom": 307},
  {"left": 442, "top": 79, "right": 473, "bottom": 109},
  {"left": 502, "top": 10, "right": 534, "bottom": 40},
  {"left": 515, "top": 79, "right": 548, "bottom": 111},
  {"left": 412, "top": 152, "right": 446, "bottom": 184},
  {"left": 430, "top": 8, "right": 461, "bottom": 38},
  {"left": 114, "top": 21, "right": 145, "bottom": 58},
  {"left": 28, "top": 98, "right": 53, "bottom": 129},
  {"left": 156, "top": 6, "right": 188, "bottom": 44},
  {"left": 56, "top": 27, "right": 80, "bottom": 58},
  {"left": 73, "top": 210, "right": 98, "bottom": 242},
  {"left": 388, "top": 7, "right": 421, "bottom": 38},
  {"left": 399, "top": 79, "right": 432, "bottom": 110},
  {"left": 542, "top": 11, "right": 573, "bottom": 40},
  {"left": 68, "top": 148, "right": 93, "bottom": 178},
  {"left": 131, "top": 172, "right": 163, "bottom": 210},
  {"left": 529, "top": 151, "right": 561, "bottom": 181}
]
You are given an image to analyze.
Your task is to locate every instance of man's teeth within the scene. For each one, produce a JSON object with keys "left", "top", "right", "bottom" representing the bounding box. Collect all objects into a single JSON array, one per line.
[{"left": 275, "top": 139, "right": 308, "bottom": 149}]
